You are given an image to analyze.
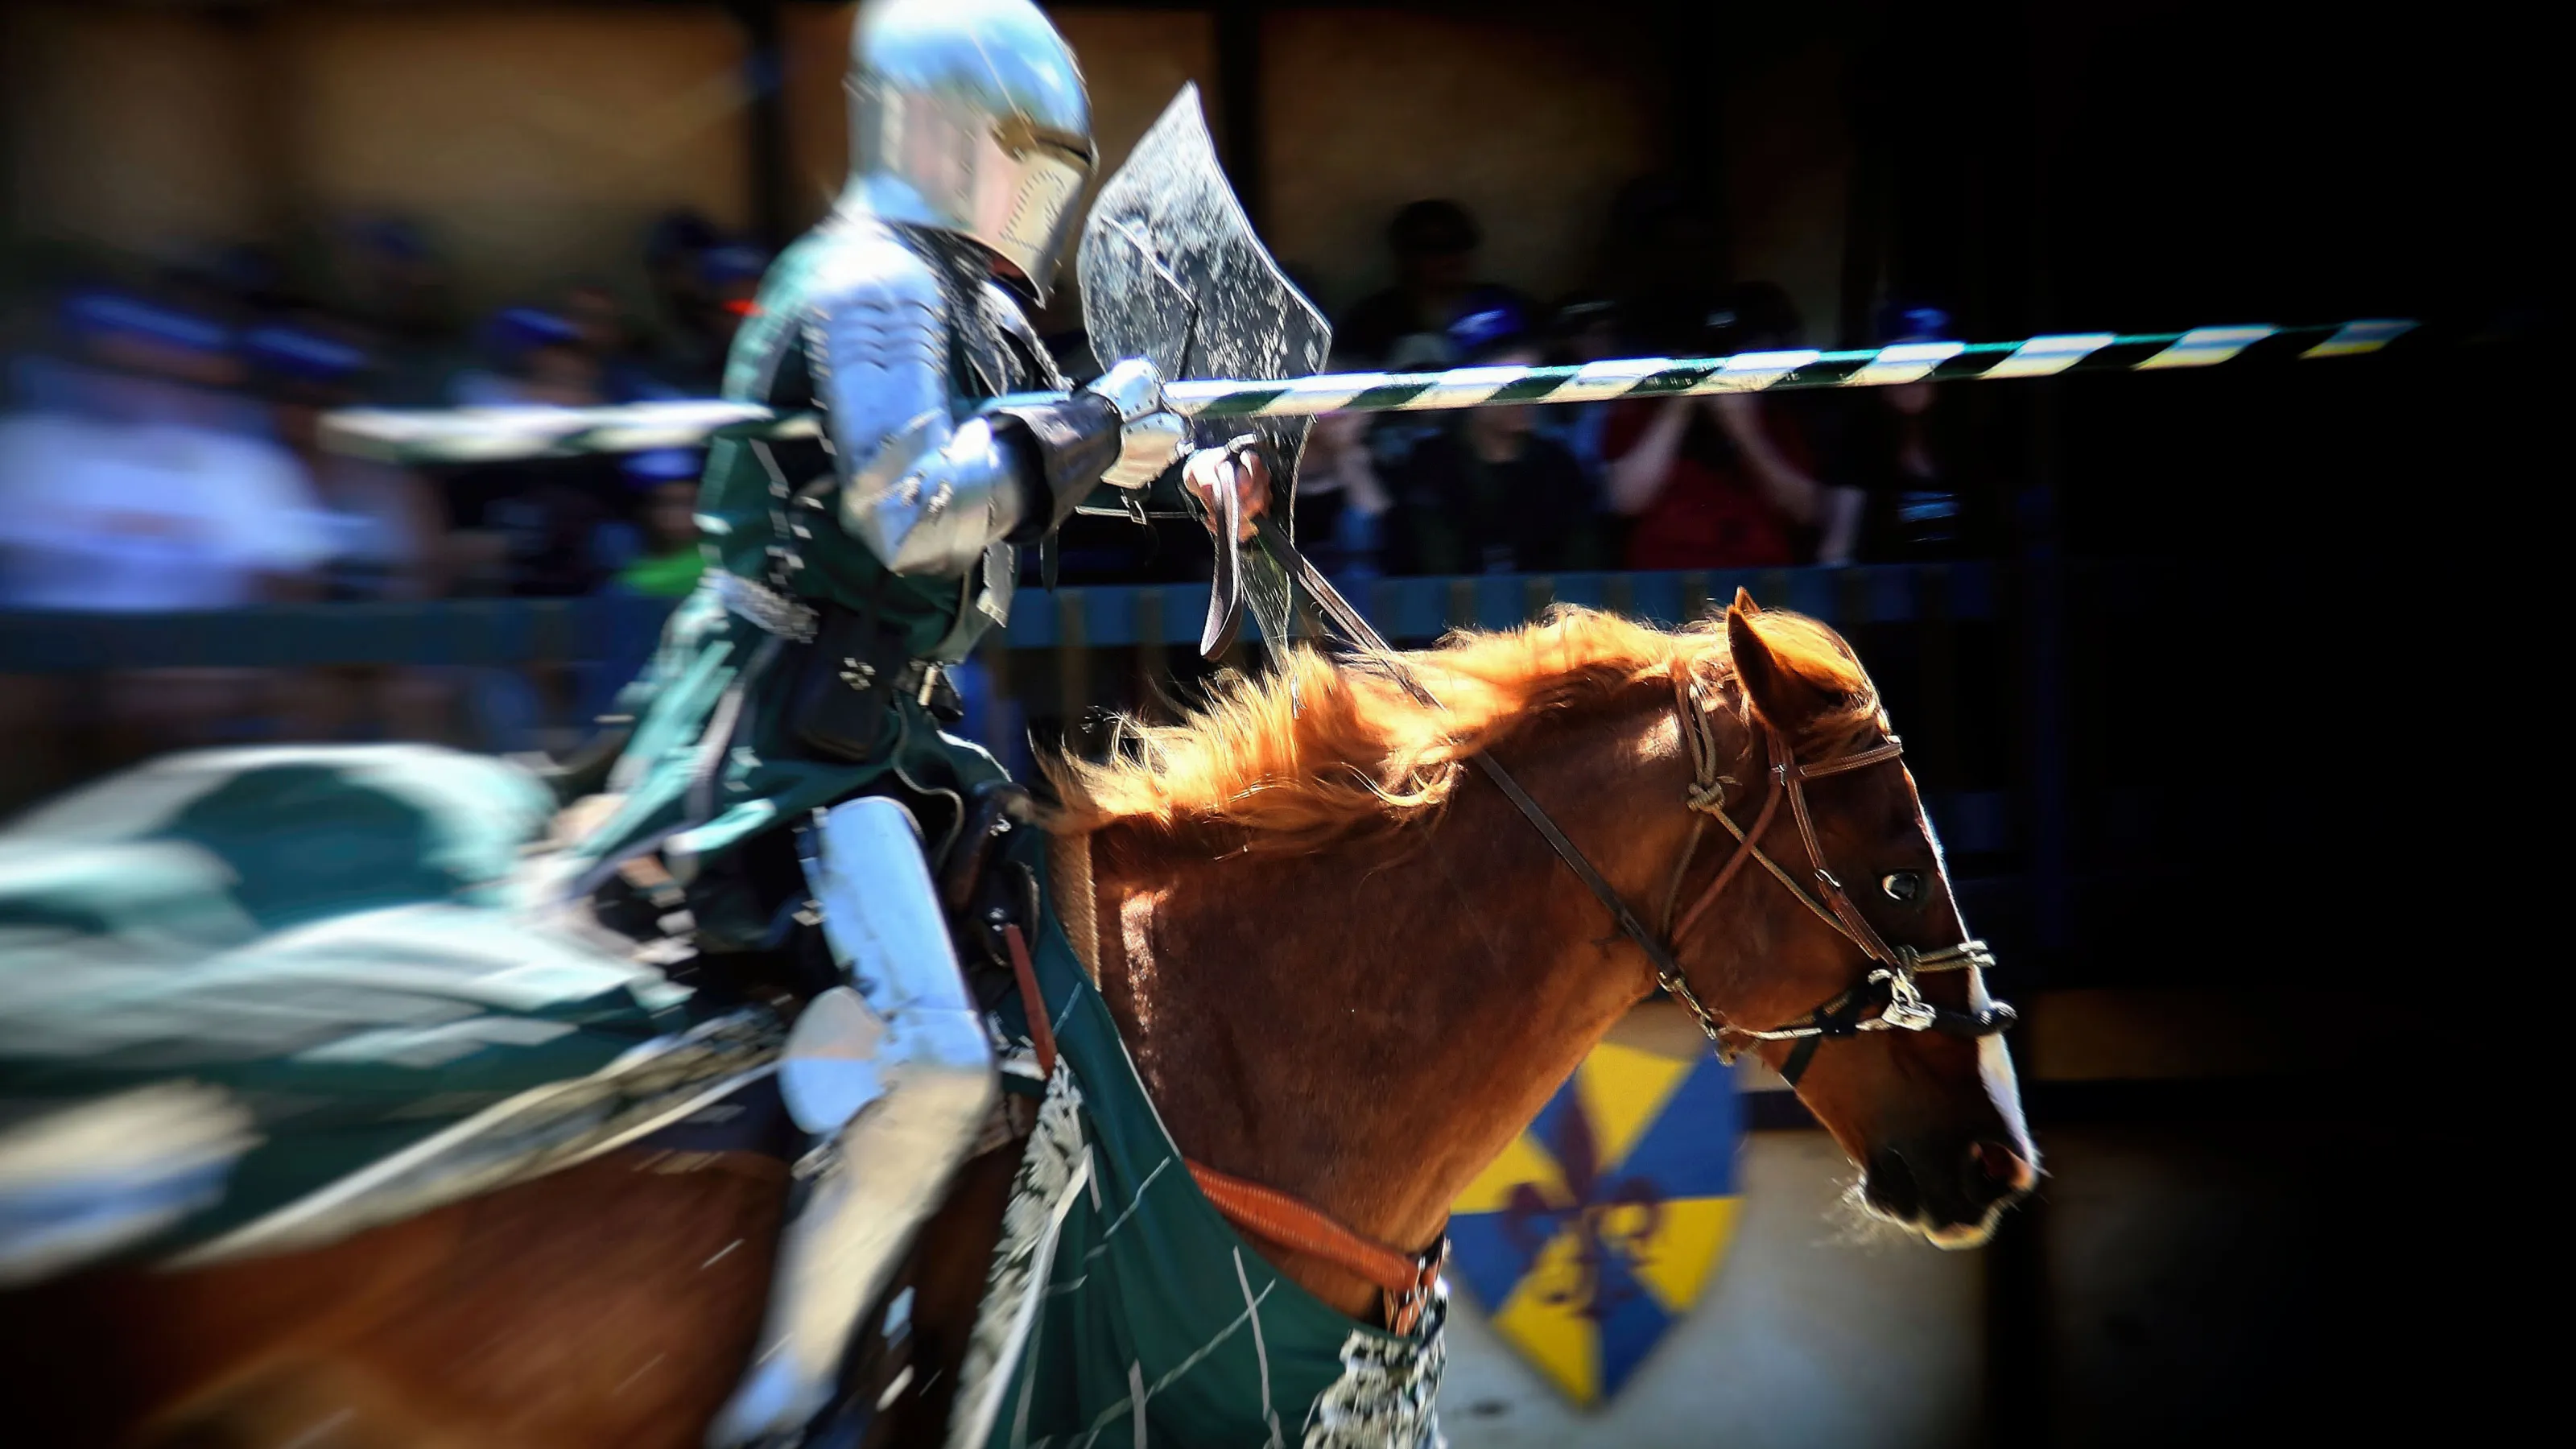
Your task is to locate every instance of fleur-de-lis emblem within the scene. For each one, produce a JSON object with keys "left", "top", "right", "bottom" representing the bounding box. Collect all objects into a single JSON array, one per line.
[
  {"left": 1498, "top": 1100, "right": 1665, "bottom": 1320},
  {"left": 1447, "top": 1038, "right": 1744, "bottom": 1406}
]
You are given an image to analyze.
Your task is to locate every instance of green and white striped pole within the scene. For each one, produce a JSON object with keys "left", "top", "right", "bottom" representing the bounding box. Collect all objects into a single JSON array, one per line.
[{"left": 321, "top": 319, "right": 2416, "bottom": 464}]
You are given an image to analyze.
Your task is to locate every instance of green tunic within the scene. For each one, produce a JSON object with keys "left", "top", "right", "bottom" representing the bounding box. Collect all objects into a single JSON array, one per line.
[{"left": 565, "top": 223, "right": 1058, "bottom": 910}]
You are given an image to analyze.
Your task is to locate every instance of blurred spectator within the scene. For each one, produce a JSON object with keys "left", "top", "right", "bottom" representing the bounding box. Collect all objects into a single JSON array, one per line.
[
  {"left": 333, "top": 215, "right": 470, "bottom": 407},
  {"left": 1294, "top": 351, "right": 1395, "bottom": 577},
  {"left": 163, "top": 243, "right": 287, "bottom": 325},
  {"left": 651, "top": 237, "right": 770, "bottom": 393},
  {"left": 1384, "top": 299, "right": 1604, "bottom": 575},
  {"left": 1360, "top": 271, "right": 1535, "bottom": 488},
  {"left": 561, "top": 282, "right": 680, "bottom": 402},
  {"left": 10, "top": 287, "right": 266, "bottom": 437},
  {"left": 696, "top": 243, "right": 768, "bottom": 353},
  {"left": 645, "top": 209, "right": 721, "bottom": 336},
  {"left": 605, "top": 448, "right": 709, "bottom": 598},
  {"left": 0, "top": 289, "right": 335, "bottom": 761},
  {"left": 480, "top": 476, "right": 621, "bottom": 599},
  {"left": 0, "top": 290, "right": 332, "bottom": 612},
  {"left": 452, "top": 307, "right": 606, "bottom": 408},
  {"left": 1534, "top": 295, "right": 1622, "bottom": 495},
  {"left": 562, "top": 282, "right": 626, "bottom": 362},
  {"left": 1823, "top": 303, "right": 1976, "bottom": 561},
  {"left": 1603, "top": 283, "right": 1841, "bottom": 568},
  {"left": 248, "top": 319, "right": 456, "bottom": 742},
  {"left": 1549, "top": 295, "right": 1621, "bottom": 362},
  {"left": 1339, "top": 200, "right": 1531, "bottom": 366},
  {"left": 1604, "top": 176, "right": 1727, "bottom": 357},
  {"left": 1362, "top": 313, "right": 1480, "bottom": 486},
  {"left": 248, "top": 320, "right": 447, "bottom": 602},
  {"left": 558, "top": 447, "right": 707, "bottom": 729},
  {"left": 347, "top": 216, "right": 449, "bottom": 332},
  {"left": 445, "top": 308, "right": 623, "bottom": 597}
]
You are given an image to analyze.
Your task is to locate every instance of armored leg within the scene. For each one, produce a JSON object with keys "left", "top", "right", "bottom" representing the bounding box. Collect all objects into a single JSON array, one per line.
[{"left": 708, "top": 796, "right": 997, "bottom": 1447}]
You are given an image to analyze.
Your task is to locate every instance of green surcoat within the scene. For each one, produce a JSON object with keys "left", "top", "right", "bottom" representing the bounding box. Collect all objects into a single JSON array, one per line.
[{"left": 566, "top": 220, "right": 1075, "bottom": 925}]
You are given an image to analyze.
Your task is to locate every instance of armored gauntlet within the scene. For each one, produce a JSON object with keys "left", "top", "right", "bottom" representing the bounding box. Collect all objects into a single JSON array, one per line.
[{"left": 1086, "top": 357, "right": 1191, "bottom": 490}]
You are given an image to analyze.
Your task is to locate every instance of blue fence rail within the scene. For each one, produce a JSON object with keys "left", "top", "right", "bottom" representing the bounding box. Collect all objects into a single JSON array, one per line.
[
  {"left": 0, "top": 560, "right": 2025, "bottom": 854},
  {"left": 0, "top": 564, "right": 1999, "bottom": 671},
  {"left": 3, "top": 559, "right": 2222, "bottom": 989}
]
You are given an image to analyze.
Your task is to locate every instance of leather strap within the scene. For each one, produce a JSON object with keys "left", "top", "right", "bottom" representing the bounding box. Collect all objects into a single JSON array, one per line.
[
  {"left": 1252, "top": 518, "right": 1710, "bottom": 1011},
  {"left": 1002, "top": 923, "right": 1056, "bottom": 1080},
  {"left": 1669, "top": 750, "right": 1789, "bottom": 943},
  {"left": 1187, "top": 1160, "right": 1446, "bottom": 1335},
  {"left": 1781, "top": 729, "right": 1909, "bottom": 965},
  {"left": 1781, "top": 980, "right": 1880, "bottom": 1086},
  {"left": 1468, "top": 753, "right": 1691, "bottom": 990}
]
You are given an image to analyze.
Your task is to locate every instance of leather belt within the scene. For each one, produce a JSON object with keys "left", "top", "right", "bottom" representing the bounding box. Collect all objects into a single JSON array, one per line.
[{"left": 786, "top": 593, "right": 967, "bottom": 759}]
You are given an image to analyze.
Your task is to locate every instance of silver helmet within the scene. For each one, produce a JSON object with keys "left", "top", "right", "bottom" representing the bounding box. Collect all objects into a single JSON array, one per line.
[{"left": 843, "top": 0, "right": 1095, "bottom": 302}]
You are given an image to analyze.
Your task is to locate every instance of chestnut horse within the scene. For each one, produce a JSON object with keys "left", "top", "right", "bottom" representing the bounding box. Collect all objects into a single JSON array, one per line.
[{"left": 0, "top": 596, "right": 2033, "bottom": 1447}]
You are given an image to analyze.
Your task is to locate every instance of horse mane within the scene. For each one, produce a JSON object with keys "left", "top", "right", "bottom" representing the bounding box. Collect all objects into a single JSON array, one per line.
[{"left": 1041, "top": 604, "right": 1884, "bottom": 855}]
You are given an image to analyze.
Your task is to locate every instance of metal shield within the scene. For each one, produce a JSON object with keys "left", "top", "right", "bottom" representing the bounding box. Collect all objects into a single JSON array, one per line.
[
  {"left": 1077, "top": 83, "right": 1331, "bottom": 656},
  {"left": 1447, "top": 1029, "right": 1745, "bottom": 1406}
]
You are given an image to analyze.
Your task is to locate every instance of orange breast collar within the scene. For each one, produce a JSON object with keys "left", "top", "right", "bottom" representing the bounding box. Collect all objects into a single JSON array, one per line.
[{"left": 1001, "top": 923, "right": 1444, "bottom": 1334}]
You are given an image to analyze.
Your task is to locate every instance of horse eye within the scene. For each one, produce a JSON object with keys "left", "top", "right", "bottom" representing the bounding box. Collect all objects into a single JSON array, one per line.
[{"left": 1880, "top": 871, "right": 1926, "bottom": 903}]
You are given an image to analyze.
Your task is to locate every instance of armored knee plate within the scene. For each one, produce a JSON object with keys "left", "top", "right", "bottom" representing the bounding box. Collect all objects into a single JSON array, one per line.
[
  {"left": 776, "top": 795, "right": 995, "bottom": 1136},
  {"left": 709, "top": 796, "right": 998, "bottom": 1447}
]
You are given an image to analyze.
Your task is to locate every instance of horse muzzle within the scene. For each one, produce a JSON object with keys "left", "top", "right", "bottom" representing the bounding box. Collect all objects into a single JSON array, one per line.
[{"left": 1862, "top": 1136, "right": 2036, "bottom": 1248}]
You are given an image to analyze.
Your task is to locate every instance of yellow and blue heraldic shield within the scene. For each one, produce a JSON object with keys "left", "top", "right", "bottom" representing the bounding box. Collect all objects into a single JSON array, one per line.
[{"left": 1449, "top": 1037, "right": 1743, "bottom": 1405}]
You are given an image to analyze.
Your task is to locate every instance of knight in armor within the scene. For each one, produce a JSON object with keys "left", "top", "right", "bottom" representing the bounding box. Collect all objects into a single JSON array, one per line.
[{"left": 559, "top": 2, "right": 1268, "bottom": 1441}]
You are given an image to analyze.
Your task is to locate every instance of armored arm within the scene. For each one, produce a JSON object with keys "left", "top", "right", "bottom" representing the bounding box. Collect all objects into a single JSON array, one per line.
[
  {"left": 808, "top": 236, "right": 1180, "bottom": 576},
  {"left": 807, "top": 234, "right": 1032, "bottom": 576}
]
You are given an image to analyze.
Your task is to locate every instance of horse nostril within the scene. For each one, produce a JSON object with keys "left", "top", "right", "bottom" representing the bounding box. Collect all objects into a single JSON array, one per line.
[
  {"left": 1864, "top": 1147, "right": 1922, "bottom": 1221},
  {"left": 1969, "top": 1140, "right": 2033, "bottom": 1194}
]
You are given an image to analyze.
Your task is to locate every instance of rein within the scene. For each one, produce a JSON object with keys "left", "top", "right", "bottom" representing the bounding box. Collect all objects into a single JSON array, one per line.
[{"left": 1257, "top": 526, "right": 2013, "bottom": 1083}]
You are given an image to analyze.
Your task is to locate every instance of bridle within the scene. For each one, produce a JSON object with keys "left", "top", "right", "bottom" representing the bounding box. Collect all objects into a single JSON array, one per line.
[
  {"left": 1649, "top": 672, "right": 2013, "bottom": 1082},
  {"left": 1270, "top": 543, "right": 2017, "bottom": 1090},
  {"left": 1146, "top": 543, "right": 2017, "bottom": 1328},
  {"left": 1464, "top": 671, "right": 2012, "bottom": 1087}
]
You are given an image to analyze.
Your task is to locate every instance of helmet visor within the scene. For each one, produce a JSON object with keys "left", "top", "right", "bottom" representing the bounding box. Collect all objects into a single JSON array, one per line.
[{"left": 976, "top": 141, "right": 1088, "bottom": 298}]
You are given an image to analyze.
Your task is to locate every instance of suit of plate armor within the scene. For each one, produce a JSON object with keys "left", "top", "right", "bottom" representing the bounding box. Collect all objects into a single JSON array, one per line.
[{"left": 637, "top": 2, "right": 1193, "bottom": 1441}]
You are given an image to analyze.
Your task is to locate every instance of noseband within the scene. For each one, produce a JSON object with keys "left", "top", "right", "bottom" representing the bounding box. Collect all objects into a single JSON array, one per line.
[{"left": 1468, "top": 674, "right": 2015, "bottom": 1088}]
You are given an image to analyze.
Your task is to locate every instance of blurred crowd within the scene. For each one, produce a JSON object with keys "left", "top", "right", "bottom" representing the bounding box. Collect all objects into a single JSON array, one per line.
[
  {"left": 0, "top": 210, "right": 770, "bottom": 773},
  {"left": 0, "top": 184, "right": 1985, "bottom": 621},
  {"left": 1292, "top": 186, "right": 1984, "bottom": 581},
  {"left": 0, "top": 184, "right": 1986, "bottom": 778},
  {"left": 0, "top": 209, "right": 768, "bottom": 621}
]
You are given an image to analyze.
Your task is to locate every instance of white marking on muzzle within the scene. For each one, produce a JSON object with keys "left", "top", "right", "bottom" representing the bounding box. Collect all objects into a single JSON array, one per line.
[{"left": 1923, "top": 812, "right": 2037, "bottom": 1166}]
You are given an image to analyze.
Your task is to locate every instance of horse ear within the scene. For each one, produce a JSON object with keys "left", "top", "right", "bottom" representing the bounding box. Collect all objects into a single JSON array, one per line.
[
  {"left": 1731, "top": 586, "right": 1760, "bottom": 617},
  {"left": 1727, "top": 596, "right": 1838, "bottom": 732}
]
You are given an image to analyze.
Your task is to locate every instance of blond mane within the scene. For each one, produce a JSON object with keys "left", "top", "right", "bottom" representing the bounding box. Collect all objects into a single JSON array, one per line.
[{"left": 1042, "top": 605, "right": 1883, "bottom": 854}]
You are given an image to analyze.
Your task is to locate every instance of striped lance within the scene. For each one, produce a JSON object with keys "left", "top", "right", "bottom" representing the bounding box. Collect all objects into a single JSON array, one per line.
[{"left": 320, "top": 318, "right": 2416, "bottom": 464}]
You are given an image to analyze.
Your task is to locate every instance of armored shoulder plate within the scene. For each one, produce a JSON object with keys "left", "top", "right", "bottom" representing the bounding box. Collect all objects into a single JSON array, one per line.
[{"left": 794, "top": 221, "right": 1030, "bottom": 579}]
